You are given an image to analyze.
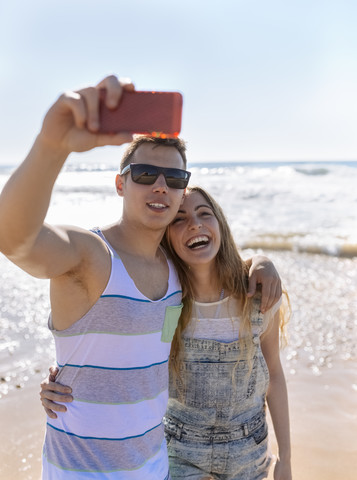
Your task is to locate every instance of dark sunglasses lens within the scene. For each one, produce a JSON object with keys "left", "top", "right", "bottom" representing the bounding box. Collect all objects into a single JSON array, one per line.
[
  {"left": 131, "top": 164, "right": 190, "bottom": 189},
  {"left": 164, "top": 170, "right": 189, "bottom": 189},
  {"left": 131, "top": 165, "right": 158, "bottom": 185}
]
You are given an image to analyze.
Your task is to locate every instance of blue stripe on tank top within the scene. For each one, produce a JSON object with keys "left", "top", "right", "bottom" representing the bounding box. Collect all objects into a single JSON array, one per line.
[
  {"left": 46, "top": 421, "right": 162, "bottom": 441},
  {"left": 57, "top": 358, "right": 169, "bottom": 370},
  {"left": 100, "top": 290, "right": 182, "bottom": 302}
]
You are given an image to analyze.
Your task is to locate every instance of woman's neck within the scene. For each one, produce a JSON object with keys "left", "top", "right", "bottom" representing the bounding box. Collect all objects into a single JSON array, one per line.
[{"left": 189, "top": 264, "right": 222, "bottom": 303}]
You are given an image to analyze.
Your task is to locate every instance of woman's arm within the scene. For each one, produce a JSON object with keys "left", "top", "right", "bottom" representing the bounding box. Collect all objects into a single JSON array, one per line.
[
  {"left": 40, "top": 367, "right": 73, "bottom": 419},
  {"left": 261, "top": 311, "right": 292, "bottom": 480}
]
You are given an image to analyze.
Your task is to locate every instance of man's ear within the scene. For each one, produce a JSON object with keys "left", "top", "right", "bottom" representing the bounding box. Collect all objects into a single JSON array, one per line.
[{"left": 115, "top": 174, "right": 125, "bottom": 197}]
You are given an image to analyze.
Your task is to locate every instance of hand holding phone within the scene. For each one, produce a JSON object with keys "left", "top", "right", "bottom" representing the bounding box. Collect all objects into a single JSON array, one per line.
[{"left": 99, "top": 89, "right": 183, "bottom": 138}]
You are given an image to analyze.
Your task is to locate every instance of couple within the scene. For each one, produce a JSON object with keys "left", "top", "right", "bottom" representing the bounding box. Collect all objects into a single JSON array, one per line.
[{"left": 0, "top": 75, "right": 291, "bottom": 479}]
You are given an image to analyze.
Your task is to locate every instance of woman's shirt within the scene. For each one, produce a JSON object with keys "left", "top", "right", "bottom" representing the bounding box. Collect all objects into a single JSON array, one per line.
[{"left": 184, "top": 295, "right": 282, "bottom": 343}]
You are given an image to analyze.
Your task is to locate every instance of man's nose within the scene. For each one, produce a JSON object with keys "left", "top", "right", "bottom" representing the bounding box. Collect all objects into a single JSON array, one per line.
[{"left": 152, "top": 173, "right": 168, "bottom": 192}]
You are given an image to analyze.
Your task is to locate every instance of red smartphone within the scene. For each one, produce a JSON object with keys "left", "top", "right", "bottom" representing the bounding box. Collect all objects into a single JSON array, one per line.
[{"left": 99, "top": 89, "right": 183, "bottom": 138}]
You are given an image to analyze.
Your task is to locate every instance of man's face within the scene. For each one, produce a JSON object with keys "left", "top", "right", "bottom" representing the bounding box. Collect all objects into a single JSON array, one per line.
[{"left": 117, "top": 143, "right": 187, "bottom": 232}]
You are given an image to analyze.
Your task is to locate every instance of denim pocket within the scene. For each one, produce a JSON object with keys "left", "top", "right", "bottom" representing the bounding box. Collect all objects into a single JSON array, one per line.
[
  {"left": 161, "top": 304, "right": 183, "bottom": 343},
  {"left": 252, "top": 422, "right": 268, "bottom": 445}
]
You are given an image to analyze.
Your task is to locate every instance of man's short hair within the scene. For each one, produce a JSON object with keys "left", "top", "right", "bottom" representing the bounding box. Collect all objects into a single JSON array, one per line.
[{"left": 120, "top": 135, "right": 187, "bottom": 171}]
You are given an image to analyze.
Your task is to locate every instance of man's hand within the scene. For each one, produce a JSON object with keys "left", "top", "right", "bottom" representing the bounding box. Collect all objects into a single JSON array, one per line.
[
  {"left": 246, "top": 255, "right": 282, "bottom": 313},
  {"left": 40, "top": 366, "right": 73, "bottom": 419},
  {"left": 39, "top": 75, "right": 134, "bottom": 156}
]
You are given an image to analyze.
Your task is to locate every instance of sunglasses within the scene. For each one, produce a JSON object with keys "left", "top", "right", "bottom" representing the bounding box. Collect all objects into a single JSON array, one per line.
[{"left": 121, "top": 163, "right": 191, "bottom": 189}]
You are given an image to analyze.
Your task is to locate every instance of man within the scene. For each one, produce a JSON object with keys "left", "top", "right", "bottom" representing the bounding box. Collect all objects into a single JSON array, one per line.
[{"left": 0, "top": 75, "right": 281, "bottom": 479}]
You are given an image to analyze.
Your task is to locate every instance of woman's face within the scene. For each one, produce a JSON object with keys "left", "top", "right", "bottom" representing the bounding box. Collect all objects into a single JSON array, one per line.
[{"left": 167, "top": 191, "right": 221, "bottom": 268}]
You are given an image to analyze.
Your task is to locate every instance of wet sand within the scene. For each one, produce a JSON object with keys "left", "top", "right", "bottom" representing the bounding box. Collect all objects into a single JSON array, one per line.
[
  {"left": 0, "top": 375, "right": 45, "bottom": 479},
  {"left": 267, "top": 359, "right": 357, "bottom": 480},
  {"left": 1, "top": 251, "right": 356, "bottom": 479},
  {"left": 1, "top": 359, "right": 356, "bottom": 479}
]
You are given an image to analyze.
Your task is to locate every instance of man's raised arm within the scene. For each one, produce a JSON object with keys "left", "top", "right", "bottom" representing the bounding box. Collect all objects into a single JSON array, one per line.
[{"left": 0, "top": 75, "right": 133, "bottom": 278}]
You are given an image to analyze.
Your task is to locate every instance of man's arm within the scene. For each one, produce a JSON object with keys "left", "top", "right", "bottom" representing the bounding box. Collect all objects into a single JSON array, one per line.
[
  {"left": 0, "top": 76, "right": 133, "bottom": 278},
  {"left": 246, "top": 255, "right": 282, "bottom": 313}
]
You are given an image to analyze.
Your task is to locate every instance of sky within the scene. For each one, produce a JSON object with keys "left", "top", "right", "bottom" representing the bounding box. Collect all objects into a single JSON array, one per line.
[{"left": 1, "top": 0, "right": 357, "bottom": 166}]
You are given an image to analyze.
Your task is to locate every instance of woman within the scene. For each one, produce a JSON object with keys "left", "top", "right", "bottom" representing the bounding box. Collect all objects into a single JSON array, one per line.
[
  {"left": 41, "top": 186, "right": 291, "bottom": 480},
  {"left": 162, "top": 186, "right": 291, "bottom": 480}
]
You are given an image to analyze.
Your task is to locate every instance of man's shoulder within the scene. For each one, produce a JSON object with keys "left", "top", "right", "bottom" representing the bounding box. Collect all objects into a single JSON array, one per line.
[
  {"left": 55, "top": 224, "right": 105, "bottom": 243},
  {"left": 50, "top": 224, "right": 111, "bottom": 267}
]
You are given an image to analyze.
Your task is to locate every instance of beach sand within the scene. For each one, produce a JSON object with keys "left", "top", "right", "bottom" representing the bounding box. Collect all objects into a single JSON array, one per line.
[
  {"left": 267, "top": 359, "right": 357, "bottom": 480},
  {"left": 0, "top": 251, "right": 356, "bottom": 479},
  {"left": 1, "top": 359, "right": 356, "bottom": 480}
]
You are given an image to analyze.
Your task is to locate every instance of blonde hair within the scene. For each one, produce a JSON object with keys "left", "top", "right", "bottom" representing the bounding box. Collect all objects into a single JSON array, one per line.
[{"left": 162, "top": 186, "right": 290, "bottom": 393}]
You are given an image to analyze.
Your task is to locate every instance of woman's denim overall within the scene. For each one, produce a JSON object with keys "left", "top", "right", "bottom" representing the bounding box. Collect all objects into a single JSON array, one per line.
[{"left": 164, "top": 301, "right": 271, "bottom": 480}]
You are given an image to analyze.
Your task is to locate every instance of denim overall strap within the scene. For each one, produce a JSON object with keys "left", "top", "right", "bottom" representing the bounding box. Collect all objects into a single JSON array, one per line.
[{"left": 165, "top": 295, "right": 271, "bottom": 479}]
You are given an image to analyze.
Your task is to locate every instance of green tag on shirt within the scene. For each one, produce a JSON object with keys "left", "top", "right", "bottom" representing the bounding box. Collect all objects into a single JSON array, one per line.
[{"left": 161, "top": 304, "right": 183, "bottom": 343}]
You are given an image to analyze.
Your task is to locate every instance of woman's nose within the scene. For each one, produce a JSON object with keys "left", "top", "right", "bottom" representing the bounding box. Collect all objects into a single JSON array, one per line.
[{"left": 188, "top": 217, "right": 202, "bottom": 229}]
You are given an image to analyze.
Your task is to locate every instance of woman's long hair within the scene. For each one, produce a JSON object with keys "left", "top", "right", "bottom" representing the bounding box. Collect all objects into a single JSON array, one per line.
[
  {"left": 162, "top": 186, "right": 290, "bottom": 393},
  {"left": 162, "top": 187, "right": 249, "bottom": 374}
]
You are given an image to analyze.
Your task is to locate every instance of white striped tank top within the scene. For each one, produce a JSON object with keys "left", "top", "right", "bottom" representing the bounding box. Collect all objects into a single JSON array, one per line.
[{"left": 42, "top": 228, "right": 182, "bottom": 479}]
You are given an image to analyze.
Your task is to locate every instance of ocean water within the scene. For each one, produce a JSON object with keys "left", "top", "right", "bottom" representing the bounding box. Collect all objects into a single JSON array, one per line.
[
  {"left": 2, "top": 159, "right": 355, "bottom": 256},
  {"left": 190, "top": 160, "right": 357, "bottom": 257},
  {"left": 0, "top": 160, "right": 356, "bottom": 399}
]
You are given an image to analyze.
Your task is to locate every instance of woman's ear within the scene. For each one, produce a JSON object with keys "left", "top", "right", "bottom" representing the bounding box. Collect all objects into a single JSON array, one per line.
[{"left": 115, "top": 173, "right": 124, "bottom": 197}]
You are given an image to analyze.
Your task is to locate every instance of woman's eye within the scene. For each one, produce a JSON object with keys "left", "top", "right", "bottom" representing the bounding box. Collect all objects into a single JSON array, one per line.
[{"left": 172, "top": 217, "right": 184, "bottom": 224}]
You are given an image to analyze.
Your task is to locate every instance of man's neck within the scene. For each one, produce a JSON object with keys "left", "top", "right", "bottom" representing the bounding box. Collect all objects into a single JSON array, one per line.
[
  {"left": 102, "top": 219, "right": 165, "bottom": 261},
  {"left": 101, "top": 219, "right": 170, "bottom": 302}
]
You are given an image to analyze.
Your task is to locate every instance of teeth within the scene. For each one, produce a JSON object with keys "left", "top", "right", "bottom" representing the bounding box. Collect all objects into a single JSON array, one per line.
[
  {"left": 187, "top": 236, "right": 209, "bottom": 248},
  {"left": 149, "top": 203, "right": 166, "bottom": 209}
]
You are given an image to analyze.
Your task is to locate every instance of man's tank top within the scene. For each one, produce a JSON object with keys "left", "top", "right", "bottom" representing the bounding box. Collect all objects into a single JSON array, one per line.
[{"left": 42, "top": 228, "right": 182, "bottom": 479}]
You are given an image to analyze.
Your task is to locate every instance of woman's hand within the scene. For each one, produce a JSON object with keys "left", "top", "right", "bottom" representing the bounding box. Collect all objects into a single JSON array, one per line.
[
  {"left": 274, "top": 457, "right": 292, "bottom": 480},
  {"left": 39, "top": 366, "right": 73, "bottom": 419}
]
